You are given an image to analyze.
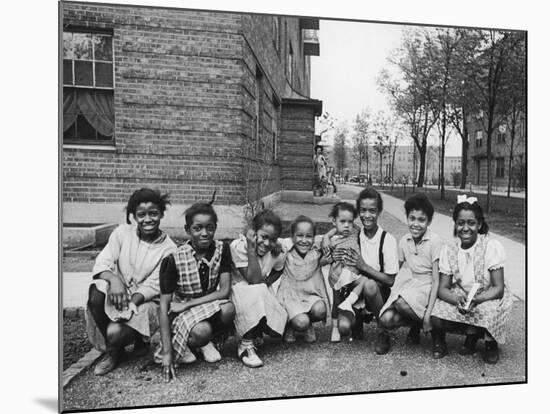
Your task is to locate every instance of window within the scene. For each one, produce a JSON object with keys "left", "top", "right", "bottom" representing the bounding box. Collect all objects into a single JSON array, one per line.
[
  {"left": 496, "top": 157, "right": 505, "bottom": 178},
  {"left": 63, "top": 31, "right": 114, "bottom": 144},
  {"left": 273, "top": 17, "right": 280, "bottom": 54},
  {"left": 288, "top": 42, "right": 293, "bottom": 86},
  {"left": 272, "top": 113, "right": 278, "bottom": 162},
  {"left": 475, "top": 130, "right": 483, "bottom": 148}
]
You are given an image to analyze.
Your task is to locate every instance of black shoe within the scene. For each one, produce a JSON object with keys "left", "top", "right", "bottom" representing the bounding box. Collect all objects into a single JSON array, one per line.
[
  {"left": 458, "top": 334, "right": 479, "bottom": 355},
  {"left": 483, "top": 340, "right": 499, "bottom": 364},
  {"left": 431, "top": 331, "right": 448, "bottom": 359},
  {"left": 406, "top": 326, "right": 421, "bottom": 344},
  {"left": 132, "top": 339, "right": 150, "bottom": 357},
  {"left": 351, "top": 321, "right": 364, "bottom": 340},
  {"left": 374, "top": 330, "right": 391, "bottom": 355}
]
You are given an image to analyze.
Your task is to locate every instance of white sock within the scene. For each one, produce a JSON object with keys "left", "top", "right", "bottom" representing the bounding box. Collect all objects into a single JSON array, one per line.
[{"left": 347, "top": 292, "right": 359, "bottom": 305}]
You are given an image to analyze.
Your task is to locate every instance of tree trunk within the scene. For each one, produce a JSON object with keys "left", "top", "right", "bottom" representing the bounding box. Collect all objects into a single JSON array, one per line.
[
  {"left": 379, "top": 152, "right": 383, "bottom": 187},
  {"left": 391, "top": 144, "right": 397, "bottom": 191},
  {"left": 507, "top": 110, "right": 517, "bottom": 198},
  {"left": 460, "top": 107, "right": 469, "bottom": 189},
  {"left": 440, "top": 111, "right": 447, "bottom": 200},
  {"left": 366, "top": 145, "right": 369, "bottom": 177},
  {"left": 486, "top": 114, "right": 494, "bottom": 213},
  {"left": 417, "top": 143, "right": 427, "bottom": 188}
]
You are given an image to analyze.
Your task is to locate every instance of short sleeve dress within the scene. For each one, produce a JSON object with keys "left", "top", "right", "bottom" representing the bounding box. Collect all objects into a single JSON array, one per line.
[
  {"left": 379, "top": 229, "right": 443, "bottom": 319},
  {"left": 431, "top": 234, "right": 514, "bottom": 343},
  {"left": 229, "top": 235, "right": 288, "bottom": 337},
  {"left": 275, "top": 238, "right": 330, "bottom": 321}
]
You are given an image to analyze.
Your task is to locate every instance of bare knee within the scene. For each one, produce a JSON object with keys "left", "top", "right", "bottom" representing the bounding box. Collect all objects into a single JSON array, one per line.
[
  {"left": 309, "top": 300, "right": 327, "bottom": 322},
  {"left": 218, "top": 302, "right": 236, "bottom": 325},
  {"left": 188, "top": 322, "right": 213, "bottom": 348},
  {"left": 338, "top": 315, "right": 352, "bottom": 336},
  {"left": 106, "top": 322, "right": 121, "bottom": 344},
  {"left": 379, "top": 310, "right": 394, "bottom": 329},
  {"left": 363, "top": 279, "right": 379, "bottom": 298},
  {"left": 393, "top": 297, "right": 409, "bottom": 314},
  {"left": 291, "top": 314, "right": 311, "bottom": 331}
]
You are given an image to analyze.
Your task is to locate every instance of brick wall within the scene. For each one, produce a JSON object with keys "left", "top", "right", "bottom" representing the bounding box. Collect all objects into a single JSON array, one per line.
[
  {"left": 63, "top": 3, "right": 245, "bottom": 204},
  {"left": 280, "top": 105, "right": 315, "bottom": 191},
  {"left": 63, "top": 3, "right": 317, "bottom": 211}
]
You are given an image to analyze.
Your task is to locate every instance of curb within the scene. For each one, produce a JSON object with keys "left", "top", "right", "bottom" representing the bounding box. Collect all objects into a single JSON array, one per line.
[
  {"left": 63, "top": 348, "right": 102, "bottom": 388},
  {"left": 62, "top": 306, "right": 101, "bottom": 388}
]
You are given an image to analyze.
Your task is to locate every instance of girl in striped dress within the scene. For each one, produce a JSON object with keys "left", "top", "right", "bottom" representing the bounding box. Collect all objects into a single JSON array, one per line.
[{"left": 430, "top": 196, "right": 514, "bottom": 364}]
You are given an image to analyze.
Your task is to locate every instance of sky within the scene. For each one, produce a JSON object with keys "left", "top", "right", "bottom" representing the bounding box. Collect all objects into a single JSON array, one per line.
[{"left": 310, "top": 19, "right": 462, "bottom": 156}]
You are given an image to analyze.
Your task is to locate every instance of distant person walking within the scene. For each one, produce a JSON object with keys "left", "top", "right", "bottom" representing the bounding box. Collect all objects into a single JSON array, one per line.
[{"left": 314, "top": 145, "right": 328, "bottom": 195}]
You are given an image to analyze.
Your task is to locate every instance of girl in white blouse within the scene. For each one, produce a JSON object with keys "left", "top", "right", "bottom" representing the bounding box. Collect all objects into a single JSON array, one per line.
[{"left": 430, "top": 196, "right": 514, "bottom": 364}]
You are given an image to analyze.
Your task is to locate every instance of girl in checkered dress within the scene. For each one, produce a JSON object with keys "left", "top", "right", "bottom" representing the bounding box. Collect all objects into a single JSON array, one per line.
[
  {"left": 156, "top": 199, "right": 235, "bottom": 382},
  {"left": 430, "top": 196, "right": 514, "bottom": 364}
]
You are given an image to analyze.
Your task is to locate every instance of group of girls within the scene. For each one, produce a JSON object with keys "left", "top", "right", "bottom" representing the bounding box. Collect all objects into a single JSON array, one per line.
[{"left": 85, "top": 186, "right": 514, "bottom": 382}]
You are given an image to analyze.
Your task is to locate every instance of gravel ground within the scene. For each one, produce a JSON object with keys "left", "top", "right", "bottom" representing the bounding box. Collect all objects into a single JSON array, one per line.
[
  {"left": 63, "top": 315, "right": 92, "bottom": 370},
  {"left": 62, "top": 302, "right": 525, "bottom": 411}
]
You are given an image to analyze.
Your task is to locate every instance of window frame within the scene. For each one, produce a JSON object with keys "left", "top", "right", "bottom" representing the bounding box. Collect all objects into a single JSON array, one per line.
[
  {"left": 475, "top": 130, "right": 483, "bottom": 148},
  {"left": 496, "top": 157, "right": 505, "bottom": 178},
  {"left": 62, "top": 28, "right": 116, "bottom": 146}
]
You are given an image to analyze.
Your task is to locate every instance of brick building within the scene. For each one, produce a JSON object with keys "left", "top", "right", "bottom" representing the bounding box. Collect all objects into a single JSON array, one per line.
[
  {"left": 466, "top": 112, "right": 526, "bottom": 191},
  {"left": 62, "top": 2, "right": 322, "bottom": 238}
]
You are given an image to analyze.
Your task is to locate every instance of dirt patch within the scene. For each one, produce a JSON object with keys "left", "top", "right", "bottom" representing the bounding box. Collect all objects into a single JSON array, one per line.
[{"left": 63, "top": 314, "right": 92, "bottom": 371}]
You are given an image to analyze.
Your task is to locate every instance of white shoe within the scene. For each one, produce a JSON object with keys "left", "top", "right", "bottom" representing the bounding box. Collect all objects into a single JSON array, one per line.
[
  {"left": 338, "top": 300, "right": 354, "bottom": 313},
  {"left": 330, "top": 326, "right": 341, "bottom": 342},
  {"left": 200, "top": 342, "right": 221, "bottom": 363},
  {"left": 180, "top": 345, "right": 197, "bottom": 364},
  {"left": 238, "top": 340, "right": 264, "bottom": 368}
]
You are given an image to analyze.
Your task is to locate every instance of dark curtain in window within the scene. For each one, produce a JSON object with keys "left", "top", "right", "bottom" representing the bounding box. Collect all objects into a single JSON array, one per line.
[{"left": 63, "top": 89, "right": 114, "bottom": 137}]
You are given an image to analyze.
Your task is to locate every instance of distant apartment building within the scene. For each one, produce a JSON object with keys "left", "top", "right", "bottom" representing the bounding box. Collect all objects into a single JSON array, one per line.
[
  {"left": 334, "top": 144, "right": 460, "bottom": 185},
  {"left": 466, "top": 111, "right": 526, "bottom": 191}
]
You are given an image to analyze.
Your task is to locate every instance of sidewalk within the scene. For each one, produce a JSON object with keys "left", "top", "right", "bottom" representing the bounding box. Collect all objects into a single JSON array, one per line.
[{"left": 63, "top": 190, "right": 525, "bottom": 307}]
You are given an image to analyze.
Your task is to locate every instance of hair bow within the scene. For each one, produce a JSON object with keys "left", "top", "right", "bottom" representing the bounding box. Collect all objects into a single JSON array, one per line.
[{"left": 457, "top": 194, "right": 478, "bottom": 204}]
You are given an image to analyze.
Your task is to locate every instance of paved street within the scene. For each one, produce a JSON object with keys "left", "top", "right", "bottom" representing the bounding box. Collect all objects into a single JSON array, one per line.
[{"left": 62, "top": 186, "right": 526, "bottom": 411}]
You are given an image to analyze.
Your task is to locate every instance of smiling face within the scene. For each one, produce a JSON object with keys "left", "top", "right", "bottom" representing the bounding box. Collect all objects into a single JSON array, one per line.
[
  {"left": 358, "top": 198, "right": 380, "bottom": 232},
  {"left": 292, "top": 221, "right": 315, "bottom": 256},
  {"left": 455, "top": 209, "right": 481, "bottom": 249},
  {"left": 333, "top": 209, "right": 355, "bottom": 237},
  {"left": 134, "top": 202, "right": 163, "bottom": 240},
  {"left": 406, "top": 209, "right": 430, "bottom": 242},
  {"left": 255, "top": 224, "right": 278, "bottom": 257},
  {"left": 186, "top": 213, "right": 217, "bottom": 251}
]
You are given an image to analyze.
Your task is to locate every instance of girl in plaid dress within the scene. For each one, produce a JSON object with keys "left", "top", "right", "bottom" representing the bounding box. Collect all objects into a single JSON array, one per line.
[
  {"left": 156, "top": 199, "right": 235, "bottom": 382},
  {"left": 230, "top": 210, "right": 288, "bottom": 368},
  {"left": 86, "top": 188, "right": 177, "bottom": 376},
  {"left": 430, "top": 196, "right": 513, "bottom": 364}
]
